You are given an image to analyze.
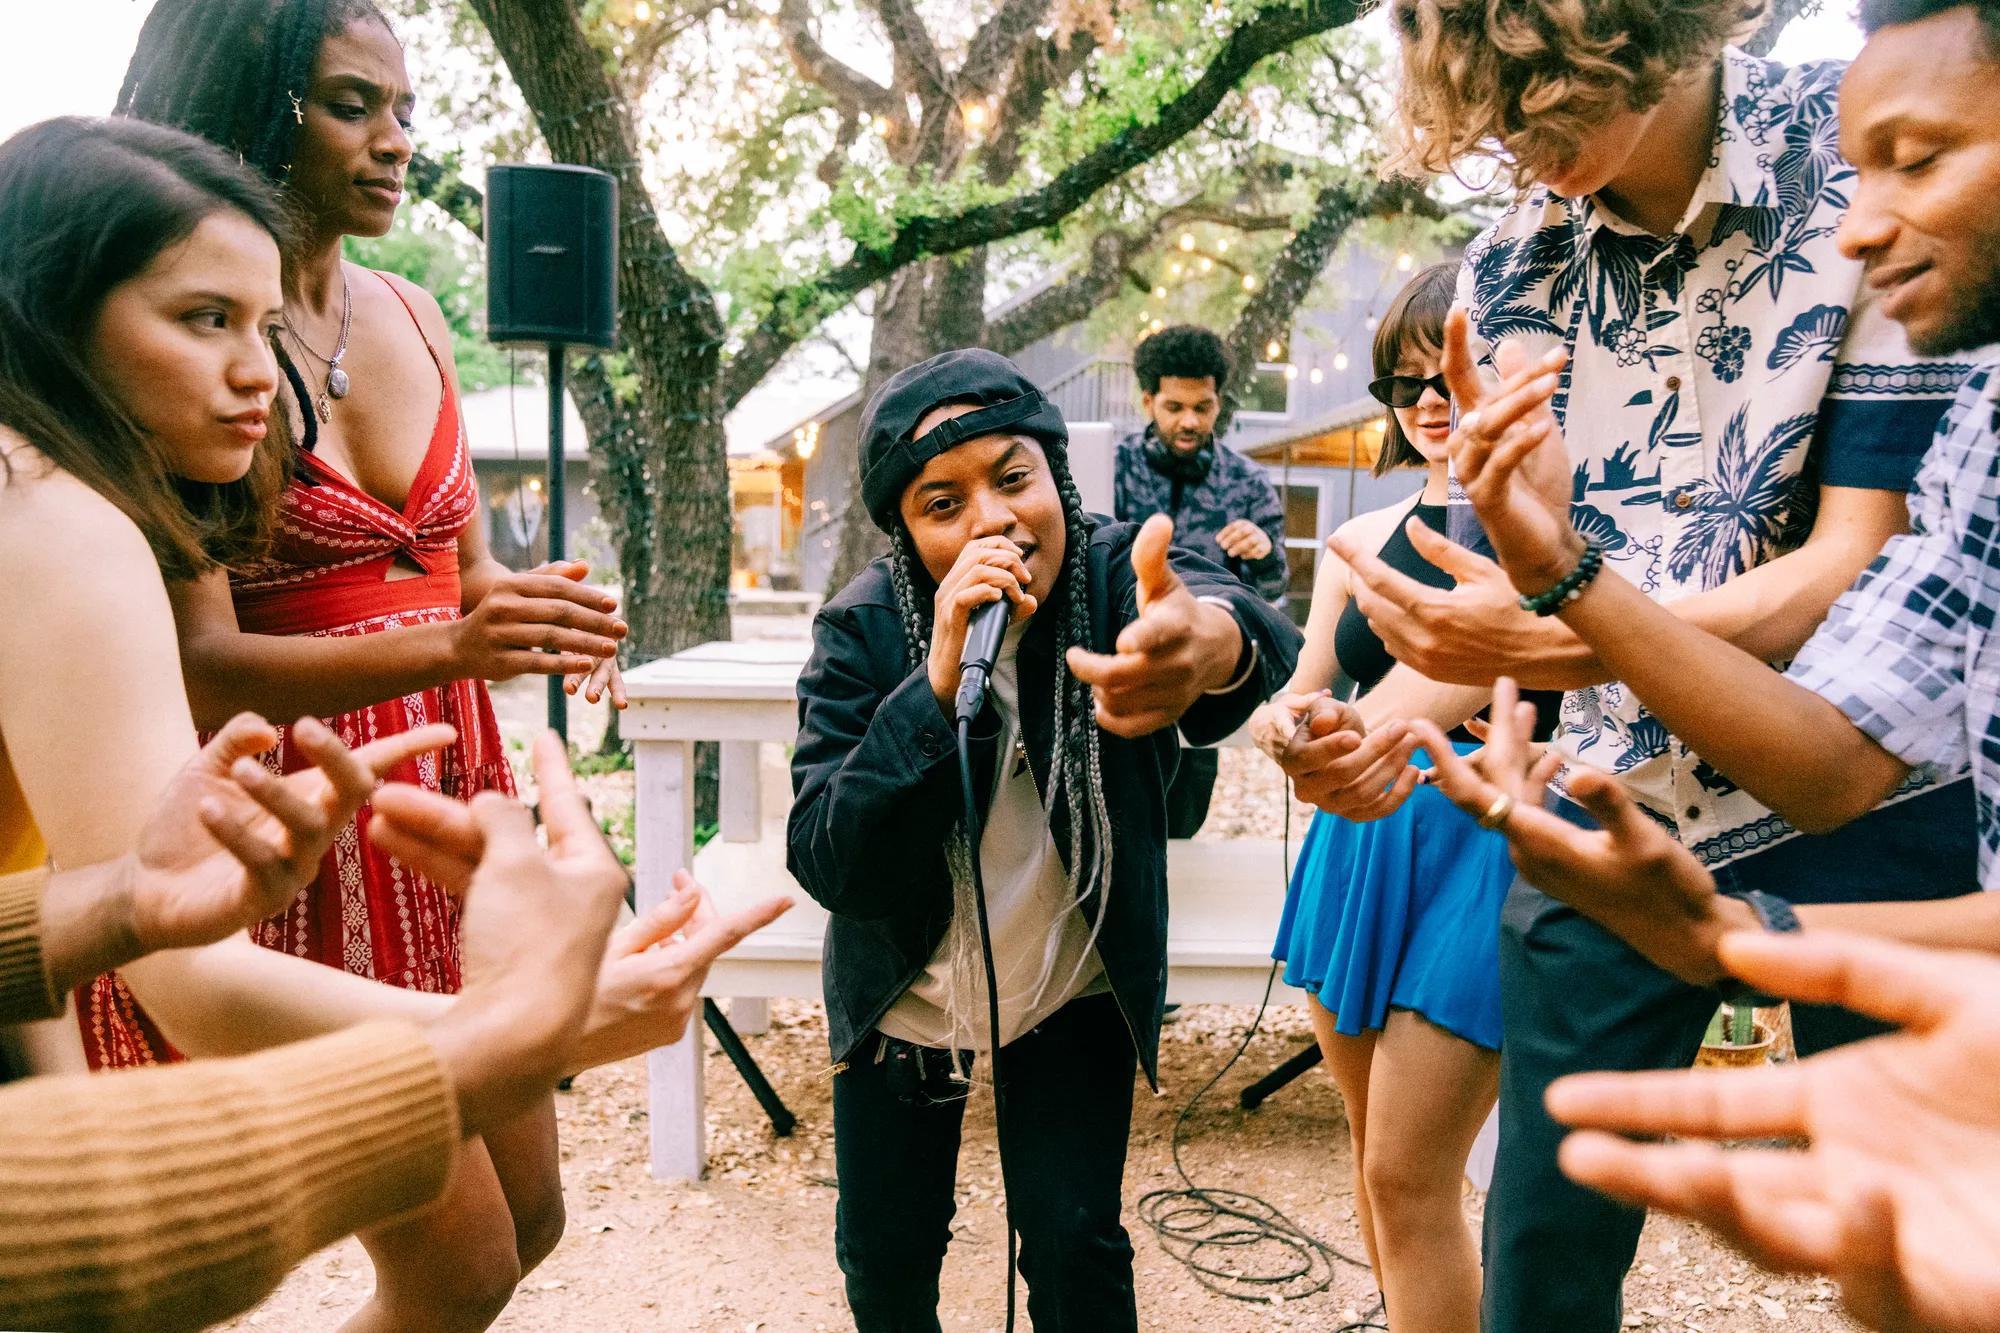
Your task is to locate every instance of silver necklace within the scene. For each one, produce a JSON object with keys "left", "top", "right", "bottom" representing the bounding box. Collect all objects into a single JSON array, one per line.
[{"left": 286, "top": 271, "right": 353, "bottom": 424}]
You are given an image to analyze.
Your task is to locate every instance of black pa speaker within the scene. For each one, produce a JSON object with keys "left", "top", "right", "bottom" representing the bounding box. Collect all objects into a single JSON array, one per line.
[{"left": 485, "top": 163, "right": 618, "bottom": 349}]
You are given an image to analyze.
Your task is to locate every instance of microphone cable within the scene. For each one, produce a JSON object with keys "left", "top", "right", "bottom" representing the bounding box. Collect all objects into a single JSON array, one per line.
[
  {"left": 956, "top": 714, "right": 1019, "bottom": 1333},
  {"left": 1134, "top": 795, "right": 1387, "bottom": 1331}
]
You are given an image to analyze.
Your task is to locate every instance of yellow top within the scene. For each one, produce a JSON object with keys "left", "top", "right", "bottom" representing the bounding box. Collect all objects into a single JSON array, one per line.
[{"left": 0, "top": 743, "right": 46, "bottom": 876}]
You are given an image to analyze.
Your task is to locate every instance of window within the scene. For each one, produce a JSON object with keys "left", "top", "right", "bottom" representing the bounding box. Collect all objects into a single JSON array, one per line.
[
  {"left": 1276, "top": 480, "right": 1326, "bottom": 626},
  {"left": 1237, "top": 363, "right": 1294, "bottom": 418}
]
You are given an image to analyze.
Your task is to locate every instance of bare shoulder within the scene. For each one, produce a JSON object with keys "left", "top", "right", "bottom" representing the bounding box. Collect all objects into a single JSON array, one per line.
[
  {"left": 1331, "top": 498, "right": 1416, "bottom": 557},
  {"left": 364, "top": 266, "right": 456, "bottom": 349},
  {"left": 0, "top": 431, "right": 153, "bottom": 568}
]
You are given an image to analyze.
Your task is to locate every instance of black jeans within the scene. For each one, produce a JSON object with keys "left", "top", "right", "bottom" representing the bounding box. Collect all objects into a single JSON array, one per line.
[
  {"left": 831, "top": 993, "right": 1138, "bottom": 1333},
  {"left": 1165, "top": 746, "right": 1219, "bottom": 839},
  {"left": 1481, "top": 780, "right": 1978, "bottom": 1333}
]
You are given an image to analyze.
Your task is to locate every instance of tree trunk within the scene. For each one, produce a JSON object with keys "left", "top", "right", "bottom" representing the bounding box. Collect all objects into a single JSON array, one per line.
[
  {"left": 824, "top": 246, "right": 990, "bottom": 593},
  {"left": 467, "top": 0, "right": 733, "bottom": 671}
]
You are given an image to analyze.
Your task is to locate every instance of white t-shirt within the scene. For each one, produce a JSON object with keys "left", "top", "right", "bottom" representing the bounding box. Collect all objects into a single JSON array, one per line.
[{"left": 877, "top": 623, "right": 1108, "bottom": 1050}]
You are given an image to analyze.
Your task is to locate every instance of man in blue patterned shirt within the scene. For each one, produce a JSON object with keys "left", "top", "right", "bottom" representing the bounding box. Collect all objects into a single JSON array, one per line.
[{"left": 1329, "top": 2, "right": 1983, "bottom": 1329}]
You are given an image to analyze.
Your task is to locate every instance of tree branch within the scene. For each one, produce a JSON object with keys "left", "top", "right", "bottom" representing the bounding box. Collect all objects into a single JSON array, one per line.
[
  {"left": 963, "top": 0, "right": 1057, "bottom": 96},
  {"left": 775, "top": 0, "right": 897, "bottom": 116},
  {"left": 1218, "top": 177, "right": 1431, "bottom": 433},
  {"left": 871, "top": 0, "right": 949, "bottom": 98},
  {"left": 983, "top": 27, "right": 1097, "bottom": 182},
  {"left": 1744, "top": 0, "right": 1821, "bottom": 55},
  {"left": 408, "top": 150, "right": 486, "bottom": 237},
  {"left": 721, "top": 0, "right": 1363, "bottom": 408}
]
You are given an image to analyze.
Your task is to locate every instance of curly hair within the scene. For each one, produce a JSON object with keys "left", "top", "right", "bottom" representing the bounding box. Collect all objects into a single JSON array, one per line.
[
  {"left": 1134, "top": 323, "right": 1229, "bottom": 395},
  {"left": 1387, "top": 0, "right": 1766, "bottom": 187}
]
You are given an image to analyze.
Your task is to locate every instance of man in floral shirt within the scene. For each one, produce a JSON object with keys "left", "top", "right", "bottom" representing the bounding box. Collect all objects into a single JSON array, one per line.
[{"left": 1335, "top": 3, "right": 1982, "bottom": 1329}]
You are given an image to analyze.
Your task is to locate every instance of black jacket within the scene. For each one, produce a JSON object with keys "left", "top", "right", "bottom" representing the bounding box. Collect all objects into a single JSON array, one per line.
[{"left": 787, "top": 517, "right": 1302, "bottom": 1084}]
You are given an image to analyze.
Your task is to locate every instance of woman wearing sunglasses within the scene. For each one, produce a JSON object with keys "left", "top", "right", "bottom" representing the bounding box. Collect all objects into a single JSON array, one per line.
[{"left": 1249, "top": 261, "right": 1550, "bottom": 1330}]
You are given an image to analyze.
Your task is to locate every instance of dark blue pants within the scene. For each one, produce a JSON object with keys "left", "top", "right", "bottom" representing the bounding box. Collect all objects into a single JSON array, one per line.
[
  {"left": 1481, "top": 779, "right": 1979, "bottom": 1333},
  {"left": 832, "top": 993, "right": 1138, "bottom": 1333}
]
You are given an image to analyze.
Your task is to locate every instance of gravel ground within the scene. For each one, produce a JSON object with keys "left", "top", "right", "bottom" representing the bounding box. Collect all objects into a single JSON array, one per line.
[{"left": 215, "top": 689, "right": 1859, "bottom": 1331}]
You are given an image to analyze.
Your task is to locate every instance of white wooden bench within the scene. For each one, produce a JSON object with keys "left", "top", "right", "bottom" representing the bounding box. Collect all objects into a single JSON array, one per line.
[{"left": 625, "top": 641, "right": 1306, "bottom": 1180}]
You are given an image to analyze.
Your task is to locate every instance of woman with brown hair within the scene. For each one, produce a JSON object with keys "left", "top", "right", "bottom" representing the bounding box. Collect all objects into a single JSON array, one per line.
[
  {"left": 82, "top": 1, "right": 627, "bottom": 1327},
  {"left": 1250, "top": 262, "right": 1544, "bottom": 1333}
]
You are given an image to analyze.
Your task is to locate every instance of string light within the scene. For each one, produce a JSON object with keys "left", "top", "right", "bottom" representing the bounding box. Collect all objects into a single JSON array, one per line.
[
  {"left": 1153, "top": 285, "right": 1168, "bottom": 299},
  {"left": 1178, "top": 233, "right": 1195, "bottom": 251},
  {"left": 1333, "top": 351, "right": 1349, "bottom": 372},
  {"left": 1198, "top": 257, "right": 1213, "bottom": 273},
  {"left": 1396, "top": 251, "right": 1414, "bottom": 272},
  {"left": 1216, "top": 238, "right": 1230, "bottom": 255},
  {"left": 1242, "top": 274, "right": 1257, "bottom": 292},
  {"left": 1169, "top": 261, "right": 1184, "bottom": 277},
  {"left": 1283, "top": 364, "right": 1299, "bottom": 381},
  {"left": 1265, "top": 338, "right": 1282, "bottom": 359},
  {"left": 792, "top": 420, "right": 821, "bottom": 460},
  {"left": 1309, "top": 367, "right": 1324, "bottom": 384},
  {"left": 963, "top": 100, "right": 990, "bottom": 130},
  {"left": 634, "top": 0, "right": 653, "bottom": 19}
]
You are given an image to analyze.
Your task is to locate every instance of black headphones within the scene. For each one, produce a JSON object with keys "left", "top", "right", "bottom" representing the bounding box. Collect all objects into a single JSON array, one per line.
[{"left": 1142, "top": 427, "right": 1214, "bottom": 485}]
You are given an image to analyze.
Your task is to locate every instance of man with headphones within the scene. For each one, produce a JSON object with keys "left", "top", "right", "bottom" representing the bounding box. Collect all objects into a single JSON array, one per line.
[{"left": 1114, "top": 323, "right": 1289, "bottom": 835}]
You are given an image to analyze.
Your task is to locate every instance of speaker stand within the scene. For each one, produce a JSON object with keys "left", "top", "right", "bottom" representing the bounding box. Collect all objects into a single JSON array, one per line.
[{"left": 546, "top": 341, "right": 569, "bottom": 742}]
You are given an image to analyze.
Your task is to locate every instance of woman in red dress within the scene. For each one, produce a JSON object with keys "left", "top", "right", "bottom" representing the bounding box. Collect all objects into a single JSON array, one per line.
[{"left": 83, "top": 2, "right": 628, "bottom": 1328}]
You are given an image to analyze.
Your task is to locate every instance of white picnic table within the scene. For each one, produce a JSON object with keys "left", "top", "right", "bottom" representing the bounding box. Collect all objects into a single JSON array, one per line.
[{"left": 622, "top": 639, "right": 1306, "bottom": 1180}]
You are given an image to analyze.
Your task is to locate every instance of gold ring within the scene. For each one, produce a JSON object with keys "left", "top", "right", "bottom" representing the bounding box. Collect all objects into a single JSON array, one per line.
[{"left": 1477, "top": 792, "right": 1516, "bottom": 830}]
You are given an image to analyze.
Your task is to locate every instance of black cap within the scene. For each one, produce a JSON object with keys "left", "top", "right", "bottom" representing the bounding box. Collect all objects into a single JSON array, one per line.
[{"left": 856, "top": 347, "right": 1068, "bottom": 533}]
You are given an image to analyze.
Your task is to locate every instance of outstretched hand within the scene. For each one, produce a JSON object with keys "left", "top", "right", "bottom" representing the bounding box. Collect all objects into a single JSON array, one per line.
[
  {"left": 1065, "top": 515, "right": 1245, "bottom": 737},
  {"left": 1411, "top": 678, "right": 1733, "bottom": 984},
  {"left": 1549, "top": 929, "right": 2000, "bottom": 1333},
  {"left": 1441, "top": 308, "right": 1583, "bottom": 594},
  {"left": 369, "top": 739, "right": 793, "bottom": 1072},
  {"left": 128, "top": 713, "right": 457, "bottom": 953}
]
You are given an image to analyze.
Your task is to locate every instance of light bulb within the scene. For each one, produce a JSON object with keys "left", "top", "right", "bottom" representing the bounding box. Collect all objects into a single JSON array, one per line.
[
  {"left": 1179, "top": 233, "right": 1195, "bottom": 252},
  {"left": 1242, "top": 274, "right": 1258, "bottom": 292},
  {"left": 1198, "top": 257, "right": 1214, "bottom": 273},
  {"left": 1283, "top": 365, "right": 1299, "bottom": 381},
  {"left": 1153, "top": 286, "right": 1168, "bottom": 300},
  {"left": 1265, "top": 339, "right": 1281, "bottom": 359},
  {"left": 1309, "top": 367, "right": 1324, "bottom": 384},
  {"left": 1396, "top": 251, "right": 1414, "bottom": 272},
  {"left": 1333, "top": 351, "right": 1350, "bottom": 372},
  {"left": 1169, "top": 262, "right": 1183, "bottom": 277}
]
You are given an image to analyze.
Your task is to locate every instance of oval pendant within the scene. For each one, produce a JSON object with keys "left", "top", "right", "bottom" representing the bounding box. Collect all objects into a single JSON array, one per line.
[{"left": 328, "top": 365, "right": 351, "bottom": 399}]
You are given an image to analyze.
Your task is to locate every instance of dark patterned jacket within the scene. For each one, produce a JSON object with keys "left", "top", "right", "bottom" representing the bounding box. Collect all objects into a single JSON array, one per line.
[{"left": 1114, "top": 426, "right": 1288, "bottom": 601}]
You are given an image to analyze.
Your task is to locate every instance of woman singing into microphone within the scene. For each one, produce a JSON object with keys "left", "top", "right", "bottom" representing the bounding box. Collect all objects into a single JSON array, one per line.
[{"left": 788, "top": 348, "right": 1299, "bottom": 1331}]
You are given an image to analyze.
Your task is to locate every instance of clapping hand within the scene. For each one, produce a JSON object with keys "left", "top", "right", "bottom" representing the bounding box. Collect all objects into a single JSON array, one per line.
[
  {"left": 1410, "top": 678, "right": 1732, "bottom": 985},
  {"left": 369, "top": 735, "right": 793, "bottom": 1071},
  {"left": 1249, "top": 689, "right": 1423, "bottom": 821},
  {"left": 1549, "top": 929, "right": 2000, "bottom": 1333},
  {"left": 1066, "top": 515, "right": 1247, "bottom": 738},
  {"left": 128, "top": 713, "right": 457, "bottom": 953},
  {"left": 1441, "top": 307, "right": 1585, "bottom": 596}
]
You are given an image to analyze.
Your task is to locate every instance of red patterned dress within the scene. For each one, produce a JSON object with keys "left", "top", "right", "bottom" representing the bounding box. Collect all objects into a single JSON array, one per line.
[{"left": 80, "top": 273, "right": 515, "bottom": 1067}]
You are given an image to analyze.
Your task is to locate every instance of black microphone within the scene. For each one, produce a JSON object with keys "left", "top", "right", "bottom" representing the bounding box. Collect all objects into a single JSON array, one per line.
[{"left": 953, "top": 598, "right": 1010, "bottom": 725}]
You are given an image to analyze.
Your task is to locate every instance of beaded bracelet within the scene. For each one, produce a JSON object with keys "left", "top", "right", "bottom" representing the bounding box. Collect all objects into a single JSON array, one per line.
[{"left": 1517, "top": 536, "right": 1605, "bottom": 616}]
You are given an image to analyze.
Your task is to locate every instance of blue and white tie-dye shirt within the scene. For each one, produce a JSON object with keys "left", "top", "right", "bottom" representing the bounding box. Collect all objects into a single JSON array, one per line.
[
  {"left": 1789, "top": 366, "right": 2000, "bottom": 887},
  {"left": 1450, "top": 48, "right": 1974, "bottom": 866}
]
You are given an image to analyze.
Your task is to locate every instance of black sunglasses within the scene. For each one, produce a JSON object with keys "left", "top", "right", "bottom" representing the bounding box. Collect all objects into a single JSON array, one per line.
[{"left": 1368, "top": 373, "right": 1451, "bottom": 409}]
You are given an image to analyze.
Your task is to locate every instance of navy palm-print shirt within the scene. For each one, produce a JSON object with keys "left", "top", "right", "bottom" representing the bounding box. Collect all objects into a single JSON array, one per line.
[{"left": 1450, "top": 49, "right": 1974, "bottom": 866}]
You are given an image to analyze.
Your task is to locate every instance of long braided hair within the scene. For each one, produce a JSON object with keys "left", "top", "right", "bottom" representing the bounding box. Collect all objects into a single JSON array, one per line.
[
  {"left": 116, "top": 0, "right": 394, "bottom": 459},
  {"left": 884, "top": 441, "right": 1116, "bottom": 1054},
  {"left": 116, "top": 0, "right": 391, "bottom": 188}
]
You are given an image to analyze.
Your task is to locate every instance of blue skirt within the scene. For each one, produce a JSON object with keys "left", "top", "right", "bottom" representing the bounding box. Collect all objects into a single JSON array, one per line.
[{"left": 1271, "top": 742, "right": 1510, "bottom": 1051}]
